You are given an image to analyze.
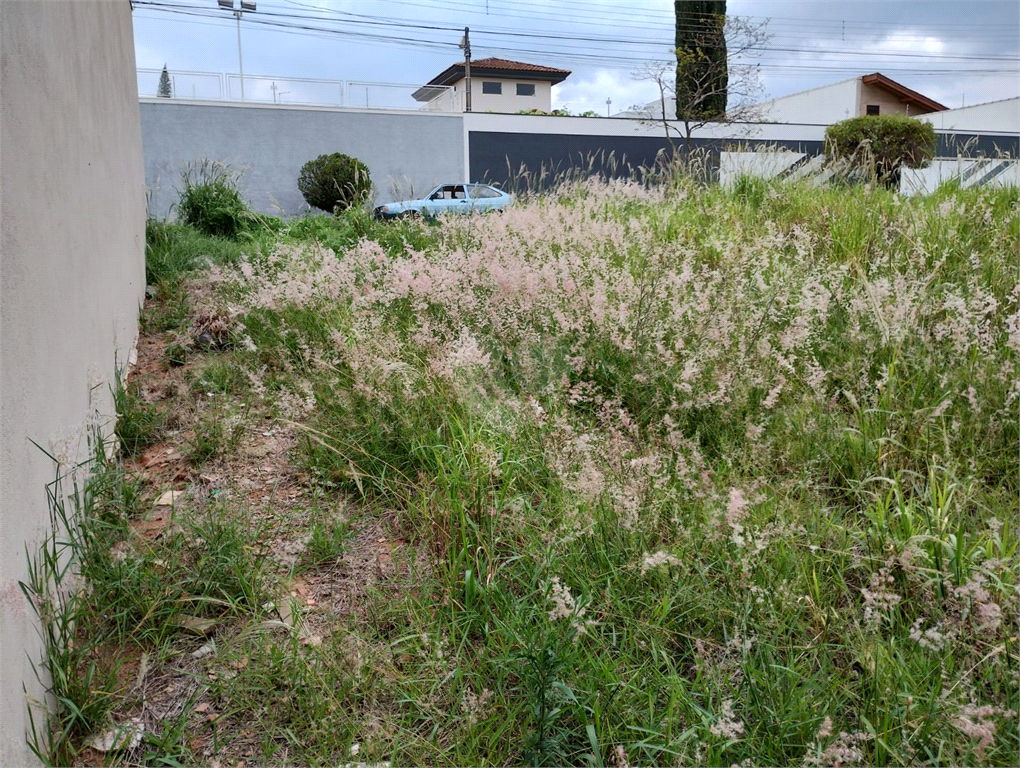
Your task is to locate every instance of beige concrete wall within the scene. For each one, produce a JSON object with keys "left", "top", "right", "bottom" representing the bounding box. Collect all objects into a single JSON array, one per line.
[
  {"left": 0, "top": 1, "right": 145, "bottom": 763},
  {"left": 858, "top": 82, "right": 938, "bottom": 117},
  {"left": 469, "top": 78, "right": 553, "bottom": 113},
  {"left": 421, "top": 78, "right": 554, "bottom": 113}
]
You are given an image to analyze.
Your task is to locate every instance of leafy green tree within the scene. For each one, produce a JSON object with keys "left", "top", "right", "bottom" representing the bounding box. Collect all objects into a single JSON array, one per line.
[
  {"left": 674, "top": 1, "right": 727, "bottom": 120},
  {"left": 825, "top": 114, "right": 936, "bottom": 187},
  {"left": 298, "top": 153, "right": 372, "bottom": 213},
  {"left": 632, "top": 14, "right": 768, "bottom": 148}
]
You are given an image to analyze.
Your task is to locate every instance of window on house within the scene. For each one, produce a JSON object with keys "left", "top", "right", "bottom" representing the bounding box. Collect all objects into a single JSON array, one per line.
[
  {"left": 866, "top": 104, "right": 880, "bottom": 115},
  {"left": 516, "top": 83, "right": 536, "bottom": 96},
  {"left": 482, "top": 81, "right": 502, "bottom": 95}
]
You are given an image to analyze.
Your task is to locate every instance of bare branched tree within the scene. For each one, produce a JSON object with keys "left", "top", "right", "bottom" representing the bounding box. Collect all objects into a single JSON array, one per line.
[{"left": 630, "top": 15, "right": 772, "bottom": 148}]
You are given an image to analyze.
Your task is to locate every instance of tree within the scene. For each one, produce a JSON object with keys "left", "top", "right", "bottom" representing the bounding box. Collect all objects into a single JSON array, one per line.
[
  {"left": 675, "top": 1, "right": 727, "bottom": 119},
  {"left": 825, "top": 114, "right": 936, "bottom": 187},
  {"left": 298, "top": 153, "right": 372, "bottom": 213},
  {"left": 631, "top": 15, "right": 770, "bottom": 148},
  {"left": 157, "top": 65, "right": 172, "bottom": 98}
]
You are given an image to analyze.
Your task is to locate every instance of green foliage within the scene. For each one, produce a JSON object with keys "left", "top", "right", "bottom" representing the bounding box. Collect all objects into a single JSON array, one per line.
[
  {"left": 517, "top": 108, "right": 572, "bottom": 116},
  {"left": 113, "top": 376, "right": 164, "bottom": 458},
  {"left": 674, "top": 0, "right": 728, "bottom": 119},
  {"left": 177, "top": 161, "right": 253, "bottom": 239},
  {"left": 825, "top": 114, "right": 937, "bottom": 185},
  {"left": 299, "top": 516, "right": 355, "bottom": 571},
  {"left": 145, "top": 217, "right": 276, "bottom": 287},
  {"left": 25, "top": 180, "right": 1020, "bottom": 767},
  {"left": 140, "top": 277, "right": 191, "bottom": 334},
  {"left": 157, "top": 64, "right": 172, "bottom": 98},
  {"left": 283, "top": 207, "right": 438, "bottom": 257},
  {"left": 297, "top": 152, "right": 372, "bottom": 213}
]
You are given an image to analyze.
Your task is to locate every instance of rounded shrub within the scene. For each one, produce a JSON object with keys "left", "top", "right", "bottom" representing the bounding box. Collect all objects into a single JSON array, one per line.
[
  {"left": 298, "top": 153, "right": 372, "bottom": 213},
  {"left": 825, "top": 114, "right": 936, "bottom": 186},
  {"left": 177, "top": 161, "right": 251, "bottom": 238}
]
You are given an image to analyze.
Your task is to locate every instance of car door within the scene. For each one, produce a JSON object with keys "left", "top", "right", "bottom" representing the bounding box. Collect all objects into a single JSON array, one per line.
[
  {"left": 448, "top": 185, "right": 471, "bottom": 215},
  {"left": 421, "top": 185, "right": 449, "bottom": 217},
  {"left": 423, "top": 185, "right": 470, "bottom": 216}
]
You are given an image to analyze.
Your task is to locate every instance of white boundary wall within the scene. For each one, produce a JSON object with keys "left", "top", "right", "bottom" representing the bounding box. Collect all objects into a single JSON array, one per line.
[
  {"left": 0, "top": 2, "right": 145, "bottom": 762},
  {"left": 720, "top": 150, "right": 806, "bottom": 186},
  {"left": 901, "top": 158, "right": 1019, "bottom": 195}
]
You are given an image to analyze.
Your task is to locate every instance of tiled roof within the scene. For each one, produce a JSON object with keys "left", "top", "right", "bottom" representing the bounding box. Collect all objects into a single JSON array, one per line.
[
  {"left": 861, "top": 73, "right": 947, "bottom": 113},
  {"left": 416, "top": 58, "right": 572, "bottom": 94},
  {"left": 465, "top": 57, "right": 571, "bottom": 75}
]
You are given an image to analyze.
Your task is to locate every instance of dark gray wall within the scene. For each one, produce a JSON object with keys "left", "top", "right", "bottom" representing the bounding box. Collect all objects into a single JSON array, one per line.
[
  {"left": 468, "top": 131, "right": 826, "bottom": 191},
  {"left": 141, "top": 100, "right": 465, "bottom": 218},
  {"left": 468, "top": 130, "right": 1019, "bottom": 192},
  {"left": 937, "top": 132, "right": 1020, "bottom": 157}
]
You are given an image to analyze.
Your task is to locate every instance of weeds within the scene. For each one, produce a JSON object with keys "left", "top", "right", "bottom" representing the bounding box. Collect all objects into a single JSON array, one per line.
[
  {"left": 113, "top": 375, "right": 164, "bottom": 457},
  {"left": 26, "top": 176, "right": 1019, "bottom": 766},
  {"left": 298, "top": 516, "right": 355, "bottom": 571},
  {"left": 176, "top": 161, "right": 252, "bottom": 240}
]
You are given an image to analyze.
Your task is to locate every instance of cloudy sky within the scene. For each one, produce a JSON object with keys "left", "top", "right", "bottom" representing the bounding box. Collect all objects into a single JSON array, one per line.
[{"left": 132, "top": 0, "right": 1019, "bottom": 114}]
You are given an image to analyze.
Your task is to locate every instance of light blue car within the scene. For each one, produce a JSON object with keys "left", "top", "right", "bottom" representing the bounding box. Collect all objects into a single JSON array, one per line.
[{"left": 374, "top": 183, "right": 513, "bottom": 220}]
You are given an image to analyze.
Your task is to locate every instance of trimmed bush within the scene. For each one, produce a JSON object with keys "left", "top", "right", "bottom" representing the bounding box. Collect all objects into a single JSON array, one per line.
[
  {"left": 297, "top": 153, "right": 372, "bottom": 213},
  {"left": 177, "top": 161, "right": 251, "bottom": 238},
  {"left": 825, "top": 114, "right": 936, "bottom": 186}
]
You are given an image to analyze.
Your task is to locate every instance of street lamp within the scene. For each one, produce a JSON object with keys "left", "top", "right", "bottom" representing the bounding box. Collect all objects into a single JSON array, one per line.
[
  {"left": 217, "top": 0, "right": 256, "bottom": 102},
  {"left": 606, "top": 97, "right": 612, "bottom": 117}
]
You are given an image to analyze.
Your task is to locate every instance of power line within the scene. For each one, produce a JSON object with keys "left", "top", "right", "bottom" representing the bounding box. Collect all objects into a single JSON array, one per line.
[
  {"left": 133, "top": 1, "right": 1020, "bottom": 63},
  {"left": 131, "top": 0, "right": 1020, "bottom": 93}
]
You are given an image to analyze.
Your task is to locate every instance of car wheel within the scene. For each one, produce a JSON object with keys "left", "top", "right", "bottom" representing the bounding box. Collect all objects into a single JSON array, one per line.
[{"left": 402, "top": 210, "right": 423, "bottom": 220}]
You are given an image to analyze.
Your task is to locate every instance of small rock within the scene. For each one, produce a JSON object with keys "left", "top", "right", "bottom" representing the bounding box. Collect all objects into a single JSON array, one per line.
[
  {"left": 194, "top": 332, "right": 217, "bottom": 351},
  {"left": 191, "top": 641, "right": 216, "bottom": 658},
  {"left": 177, "top": 614, "right": 218, "bottom": 635},
  {"left": 155, "top": 489, "right": 183, "bottom": 507},
  {"left": 85, "top": 718, "right": 144, "bottom": 752}
]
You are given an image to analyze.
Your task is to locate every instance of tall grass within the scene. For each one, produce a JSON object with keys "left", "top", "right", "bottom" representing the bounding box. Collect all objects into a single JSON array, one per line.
[{"left": 27, "top": 176, "right": 1018, "bottom": 766}]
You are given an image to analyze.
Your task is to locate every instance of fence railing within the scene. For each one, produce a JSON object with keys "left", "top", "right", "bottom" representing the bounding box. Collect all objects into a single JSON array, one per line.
[{"left": 138, "top": 68, "right": 457, "bottom": 111}]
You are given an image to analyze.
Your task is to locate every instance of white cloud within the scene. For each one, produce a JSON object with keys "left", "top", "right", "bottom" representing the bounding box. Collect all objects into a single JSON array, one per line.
[
  {"left": 552, "top": 68, "right": 662, "bottom": 115},
  {"left": 874, "top": 29, "right": 946, "bottom": 54}
]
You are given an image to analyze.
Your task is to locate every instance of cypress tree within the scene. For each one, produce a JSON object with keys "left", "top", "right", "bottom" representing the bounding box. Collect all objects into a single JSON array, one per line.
[
  {"left": 674, "top": 1, "right": 727, "bottom": 119},
  {"left": 157, "top": 65, "right": 173, "bottom": 98}
]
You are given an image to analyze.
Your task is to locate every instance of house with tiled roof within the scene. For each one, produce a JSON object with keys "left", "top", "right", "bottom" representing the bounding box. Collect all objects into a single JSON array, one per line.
[
  {"left": 412, "top": 57, "right": 571, "bottom": 113},
  {"left": 617, "top": 72, "right": 947, "bottom": 124}
]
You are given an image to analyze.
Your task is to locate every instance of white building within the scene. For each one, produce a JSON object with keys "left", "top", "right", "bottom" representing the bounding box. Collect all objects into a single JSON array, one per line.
[
  {"left": 413, "top": 57, "right": 571, "bottom": 114},
  {"left": 919, "top": 97, "right": 1020, "bottom": 134},
  {"left": 620, "top": 72, "right": 947, "bottom": 125}
]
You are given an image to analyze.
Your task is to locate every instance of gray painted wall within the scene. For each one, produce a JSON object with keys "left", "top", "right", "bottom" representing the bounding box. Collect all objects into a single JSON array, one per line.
[
  {"left": 0, "top": 1, "right": 146, "bottom": 762},
  {"left": 140, "top": 100, "right": 465, "bottom": 218}
]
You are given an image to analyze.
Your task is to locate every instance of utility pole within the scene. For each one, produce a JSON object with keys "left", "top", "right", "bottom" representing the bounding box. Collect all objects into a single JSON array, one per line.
[
  {"left": 218, "top": 0, "right": 256, "bottom": 102},
  {"left": 270, "top": 81, "right": 288, "bottom": 103},
  {"left": 459, "top": 27, "right": 472, "bottom": 112},
  {"left": 606, "top": 96, "right": 611, "bottom": 117}
]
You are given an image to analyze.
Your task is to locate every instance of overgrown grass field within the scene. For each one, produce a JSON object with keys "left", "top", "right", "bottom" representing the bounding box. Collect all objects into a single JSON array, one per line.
[{"left": 26, "top": 176, "right": 1019, "bottom": 766}]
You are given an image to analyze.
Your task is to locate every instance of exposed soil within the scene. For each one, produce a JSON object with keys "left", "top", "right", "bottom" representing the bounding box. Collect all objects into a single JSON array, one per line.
[{"left": 75, "top": 290, "right": 424, "bottom": 767}]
